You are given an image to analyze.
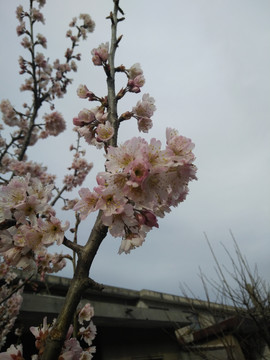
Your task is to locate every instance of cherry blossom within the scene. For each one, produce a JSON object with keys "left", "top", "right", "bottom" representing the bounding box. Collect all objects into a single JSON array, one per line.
[
  {"left": 40, "top": 216, "right": 69, "bottom": 245},
  {"left": 30, "top": 317, "right": 52, "bottom": 356},
  {"left": 75, "top": 129, "right": 197, "bottom": 254},
  {"left": 127, "top": 74, "right": 145, "bottom": 93},
  {"left": 133, "top": 93, "right": 156, "bottom": 118},
  {"left": 78, "top": 303, "right": 95, "bottom": 324},
  {"left": 43, "top": 111, "right": 66, "bottom": 136},
  {"left": 73, "top": 188, "right": 99, "bottom": 220},
  {"left": 79, "top": 14, "right": 95, "bottom": 34},
  {"left": 27, "top": 306, "right": 96, "bottom": 359},
  {"left": 127, "top": 63, "right": 143, "bottom": 80},
  {"left": 77, "top": 85, "right": 95, "bottom": 100},
  {"left": 91, "top": 42, "right": 109, "bottom": 65},
  {"left": 96, "top": 121, "right": 114, "bottom": 142},
  {"left": 79, "top": 322, "right": 97, "bottom": 346},
  {"left": 0, "top": 344, "right": 24, "bottom": 360}
]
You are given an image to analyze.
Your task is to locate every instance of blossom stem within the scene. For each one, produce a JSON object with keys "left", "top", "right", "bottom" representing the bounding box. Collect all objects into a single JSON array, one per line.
[{"left": 50, "top": 185, "right": 68, "bottom": 207}]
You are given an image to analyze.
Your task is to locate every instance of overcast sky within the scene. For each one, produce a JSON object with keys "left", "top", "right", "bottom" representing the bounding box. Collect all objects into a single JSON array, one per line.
[{"left": 1, "top": 0, "right": 270, "bottom": 300}]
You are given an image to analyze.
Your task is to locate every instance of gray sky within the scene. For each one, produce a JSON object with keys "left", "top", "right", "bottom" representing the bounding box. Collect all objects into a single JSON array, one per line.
[{"left": 0, "top": 0, "right": 270, "bottom": 299}]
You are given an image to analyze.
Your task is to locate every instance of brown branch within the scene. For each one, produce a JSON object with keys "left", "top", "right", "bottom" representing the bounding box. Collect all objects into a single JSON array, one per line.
[
  {"left": 62, "top": 236, "right": 83, "bottom": 254},
  {"left": 107, "top": 0, "right": 122, "bottom": 147},
  {"left": 41, "top": 211, "right": 108, "bottom": 359},
  {"left": 0, "top": 219, "right": 16, "bottom": 230},
  {"left": 50, "top": 185, "right": 68, "bottom": 207}
]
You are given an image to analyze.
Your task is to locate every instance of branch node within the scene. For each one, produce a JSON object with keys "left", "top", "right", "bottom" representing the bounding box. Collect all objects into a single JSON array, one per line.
[{"left": 87, "top": 278, "right": 104, "bottom": 291}]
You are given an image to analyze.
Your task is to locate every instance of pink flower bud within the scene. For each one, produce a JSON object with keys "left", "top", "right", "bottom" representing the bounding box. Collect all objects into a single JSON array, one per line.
[
  {"left": 142, "top": 210, "right": 159, "bottom": 228},
  {"left": 135, "top": 213, "right": 146, "bottom": 225},
  {"left": 73, "top": 117, "right": 84, "bottom": 126}
]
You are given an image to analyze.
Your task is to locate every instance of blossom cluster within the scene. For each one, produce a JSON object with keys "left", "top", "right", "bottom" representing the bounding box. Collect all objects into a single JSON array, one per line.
[
  {"left": 73, "top": 102, "right": 114, "bottom": 147},
  {"left": 0, "top": 303, "right": 96, "bottom": 359},
  {"left": 0, "top": 3, "right": 96, "bottom": 183},
  {"left": 1, "top": 157, "right": 56, "bottom": 186},
  {"left": 16, "top": 3, "right": 95, "bottom": 101},
  {"left": 0, "top": 175, "right": 69, "bottom": 273},
  {"left": 131, "top": 93, "right": 156, "bottom": 132},
  {"left": 75, "top": 60, "right": 156, "bottom": 140},
  {"left": 74, "top": 128, "right": 197, "bottom": 253},
  {"left": 63, "top": 143, "right": 93, "bottom": 191}
]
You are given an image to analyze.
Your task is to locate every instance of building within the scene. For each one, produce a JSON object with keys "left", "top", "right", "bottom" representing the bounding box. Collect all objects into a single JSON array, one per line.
[{"left": 7, "top": 274, "right": 270, "bottom": 359}]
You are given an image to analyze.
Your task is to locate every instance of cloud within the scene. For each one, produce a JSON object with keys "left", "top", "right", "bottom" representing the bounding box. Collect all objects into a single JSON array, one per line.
[{"left": 0, "top": 0, "right": 269, "bottom": 299}]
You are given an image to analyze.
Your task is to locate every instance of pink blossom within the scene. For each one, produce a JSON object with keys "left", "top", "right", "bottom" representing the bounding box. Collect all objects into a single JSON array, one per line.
[
  {"left": 133, "top": 93, "right": 156, "bottom": 118},
  {"left": 21, "top": 36, "right": 31, "bottom": 49},
  {"left": 77, "top": 109, "right": 96, "bottom": 125},
  {"left": 91, "top": 106, "right": 107, "bottom": 123},
  {"left": 31, "top": 8, "right": 45, "bottom": 24},
  {"left": 95, "top": 188, "right": 127, "bottom": 216},
  {"left": 2, "top": 247, "right": 35, "bottom": 271},
  {"left": 20, "top": 78, "right": 33, "bottom": 92},
  {"left": 105, "top": 137, "right": 148, "bottom": 173},
  {"left": 79, "top": 14, "right": 95, "bottom": 33},
  {"left": 0, "top": 263, "right": 17, "bottom": 283},
  {"left": 37, "top": 251, "right": 67, "bottom": 275},
  {"left": 75, "top": 130, "right": 196, "bottom": 254},
  {"left": 0, "top": 344, "right": 24, "bottom": 360},
  {"left": 14, "top": 195, "right": 47, "bottom": 225},
  {"left": 16, "top": 6, "right": 24, "bottom": 21},
  {"left": 13, "top": 224, "right": 43, "bottom": 251},
  {"left": 35, "top": 52, "right": 47, "bottom": 68},
  {"left": 40, "top": 216, "right": 69, "bottom": 245},
  {"left": 137, "top": 117, "right": 153, "bottom": 133},
  {"left": 136, "top": 210, "right": 159, "bottom": 228},
  {"left": 63, "top": 155, "right": 92, "bottom": 191},
  {"left": 79, "top": 321, "right": 97, "bottom": 346},
  {"left": 0, "top": 100, "right": 19, "bottom": 127},
  {"left": 28, "top": 177, "right": 54, "bottom": 202},
  {"left": 79, "top": 350, "right": 95, "bottom": 360},
  {"left": 30, "top": 317, "right": 51, "bottom": 354},
  {"left": 125, "top": 158, "right": 150, "bottom": 187},
  {"left": 76, "top": 126, "right": 94, "bottom": 145},
  {"left": 16, "top": 22, "right": 25, "bottom": 36},
  {"left": 128, "top": 63, "right": 143, "bottom": 80},
  {"left": 102, "top": 203, "right": 138, "bottom": 238},
  {"left": 8, "top": 160, "right": 55, "bottom": 185},
  {"left": 0, "top": 176, "right": 28, "bottom": 210},
  {"left": 77, "top": 85, "right": 95, "bottom": 100},
  {"left": 73, "top": 188, "right": 99, "bottom": 220},
  {"left": 96, "top": 121, "right": 114, "bottom": 142},
  {"left": 78, "top": 303, "right": 94, "bottom": 324},
  {"left": 43, "top": 111, "right": 66, "bottom": 136},
  {"left": 118, "top": 232, "right": 145, "bottom": 254},
  {"left": 91, "top": 42, "right": 109, "bottom": 65},
  {"left": 36, "top": 33, "right": 47, "bottom": 48},
  {"left": 0, "top": 229, "right": 15, "bottom": 253},
  {"left": 77, "top": 84, "right": 88, "bottom": 98},
  {"left": 36, "top": 0, "right": 46, "bottom": 8},
  {"left": 128, "top": 74, "right": 145, "bottom": 93},
  {"left": 60, "top": 338, "right": 82, "bottom": 360},
  {"left": 166, "top": 128, "right": 195, "bottom": 165}
]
